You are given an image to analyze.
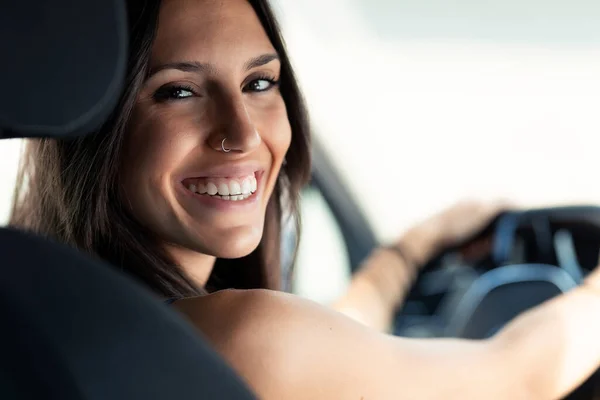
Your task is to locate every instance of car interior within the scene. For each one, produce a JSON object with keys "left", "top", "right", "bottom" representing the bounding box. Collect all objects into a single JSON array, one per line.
[
  {"left": 301, "top": 168, "right": 600, "bottom": 398},
  {"left": 2, "top": 0, "right": 600, "bottom": 399}
]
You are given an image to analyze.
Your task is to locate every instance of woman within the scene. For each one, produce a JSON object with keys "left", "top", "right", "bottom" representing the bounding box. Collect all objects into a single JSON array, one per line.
[{"left": 10, "top": 0, "right": 600, "bottom": 398}]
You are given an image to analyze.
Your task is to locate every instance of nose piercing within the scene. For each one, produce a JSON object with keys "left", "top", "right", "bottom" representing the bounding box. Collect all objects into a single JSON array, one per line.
[{"left": 221, "top": 138, "right": 231, "bottom": 153}]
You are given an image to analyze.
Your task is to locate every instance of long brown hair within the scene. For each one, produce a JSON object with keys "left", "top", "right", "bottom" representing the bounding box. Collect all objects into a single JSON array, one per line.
[{"left": 10, "top": 0, "right": 311, "bottom": 298}]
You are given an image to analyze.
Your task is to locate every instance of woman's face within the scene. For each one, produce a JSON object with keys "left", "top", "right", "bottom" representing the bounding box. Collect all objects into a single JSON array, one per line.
[{"left": 121, "top": 0, "right": 291, "bottom": 265}]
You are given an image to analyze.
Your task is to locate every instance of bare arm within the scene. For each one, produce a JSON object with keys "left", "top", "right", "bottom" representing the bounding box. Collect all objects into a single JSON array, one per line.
[
  {"left": 332, "top": 201, "right": 507, "bottom": 332},
  {"left": 331, "top": 234, "right": 429, "bottom": 332},
  {"left": 495, "top": 278, "right": 600, "bottom": 398},
  {"left": 175, "top": 273, "right": 600, "bottom": 400}
]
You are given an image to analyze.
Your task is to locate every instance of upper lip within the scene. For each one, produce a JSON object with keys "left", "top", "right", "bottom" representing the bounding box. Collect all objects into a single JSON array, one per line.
[{"left": 179, "top": 161, "right": 264, "bottom": 180}]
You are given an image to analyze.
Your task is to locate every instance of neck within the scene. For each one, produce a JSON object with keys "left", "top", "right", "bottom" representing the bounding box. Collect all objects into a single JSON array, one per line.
[{"left": 167, "top": 245, "right": 216, "bottom": 288}]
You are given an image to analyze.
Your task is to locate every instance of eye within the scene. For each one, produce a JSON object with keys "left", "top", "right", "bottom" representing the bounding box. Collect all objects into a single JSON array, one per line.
[
  {"left": 243, "top": 76, "right": 279, "bottom": 93},
  {"left": 153, "top": 85, "right": 196, "bottom": 101}
]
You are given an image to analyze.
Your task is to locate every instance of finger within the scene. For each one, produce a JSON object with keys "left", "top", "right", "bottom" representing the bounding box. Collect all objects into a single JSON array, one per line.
[
  {"left": 488, "top": 199, "right": 518, "bottom": 213},
  {"left": 455, "top": 198, "right": 517, "bottom": 217},
  {"left": 477, "top": 200, "right": 518, "bottom": 221},
  {"left": 461, "top": 235, "right": 493, "bottom": 260}
]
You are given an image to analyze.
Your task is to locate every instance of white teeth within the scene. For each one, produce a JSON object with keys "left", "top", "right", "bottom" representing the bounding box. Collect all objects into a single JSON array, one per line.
[
  {"left": 206, "top": 182, "right": 218, "bottom": 196},
  {"left": 241, "top": 179, "right": 251, "bottom": 195},
  {"left": 229, "top": 180, "right": 241, "bottom": 196},
  {"left": 217, "top": 183, "right": 230, "bottom": 196},
  {"left": 187, "top": 174, "right": 258, "bottom": 199}
]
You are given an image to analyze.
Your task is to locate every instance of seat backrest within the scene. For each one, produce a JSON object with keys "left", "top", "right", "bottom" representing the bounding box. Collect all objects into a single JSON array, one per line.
[
  {"left": 0, "top": 228, "right": 257, "bottom": 400},
  {"left": 0, "top": 1, "right": 257, "bottom": 398}
]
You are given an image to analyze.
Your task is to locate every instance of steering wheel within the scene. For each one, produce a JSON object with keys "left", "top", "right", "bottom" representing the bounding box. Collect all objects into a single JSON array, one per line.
[
  {"left": 394, "top": 206, "right": 600, "bottom": 399},
  {"left": 395, "top": 205, "right": 600, "bottom": 340},
  {"left": 444, "top": 206, "right": 597, "bottom": 339}
]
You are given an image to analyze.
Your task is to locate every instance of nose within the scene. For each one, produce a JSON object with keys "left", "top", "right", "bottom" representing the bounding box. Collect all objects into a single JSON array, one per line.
[{"left": 209, "top": 95, "right": 261, "bottom": 154}]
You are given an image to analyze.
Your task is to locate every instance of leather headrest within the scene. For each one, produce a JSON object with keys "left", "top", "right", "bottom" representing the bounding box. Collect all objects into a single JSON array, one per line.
[{"left": 0, "top": 0, "right": 127, "bottom": 139}]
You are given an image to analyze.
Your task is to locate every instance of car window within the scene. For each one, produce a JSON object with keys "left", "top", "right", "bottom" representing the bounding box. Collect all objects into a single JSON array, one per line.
[
  {"left": 292, "top": 185, "right": 351, "bottom": 304},
  {"left": 0, "top": 139, "right": 22, "bottom": 225},
  {"left": 272, "top": 0, "right": 600, "bottom": 241}
]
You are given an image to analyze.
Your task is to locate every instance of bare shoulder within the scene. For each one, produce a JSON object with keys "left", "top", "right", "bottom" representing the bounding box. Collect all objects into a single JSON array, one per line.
[
  {"left": 173, "top": 288, "right": 356, "bottom": 351},
  {"left": 172, "top": 289, "right": 379, "bottom": 398},
  {"left": 171, "top": 289, "right": 505, "bottom": 400}
]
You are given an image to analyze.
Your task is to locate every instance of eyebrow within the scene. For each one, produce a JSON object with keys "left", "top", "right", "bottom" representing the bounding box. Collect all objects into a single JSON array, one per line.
[
  {"left": 243, "top": 53, "right": 279, "bottom": 71},
  {"left": 148, "top": 53, "right": 280, "bottom": 79}
]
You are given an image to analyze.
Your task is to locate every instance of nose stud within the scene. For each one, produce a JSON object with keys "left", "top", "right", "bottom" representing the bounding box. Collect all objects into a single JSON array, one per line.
[{"left": 221, "top": 138, "right": 231, "bottom": 153}]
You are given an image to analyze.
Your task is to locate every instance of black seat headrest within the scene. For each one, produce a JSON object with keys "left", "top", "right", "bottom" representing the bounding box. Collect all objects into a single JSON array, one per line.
[{"left": 0, "top": 0, "right": 127, "bottom": 139}]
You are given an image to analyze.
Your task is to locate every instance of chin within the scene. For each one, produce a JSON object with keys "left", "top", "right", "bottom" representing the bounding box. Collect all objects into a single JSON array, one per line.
[{"left": 198, "top": 225, "right": 264, "bottom": 259}]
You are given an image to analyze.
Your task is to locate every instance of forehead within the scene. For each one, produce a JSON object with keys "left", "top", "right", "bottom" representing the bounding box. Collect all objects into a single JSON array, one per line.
[{"left": 152, "top": 0, "right": 275, "bottom": 66}]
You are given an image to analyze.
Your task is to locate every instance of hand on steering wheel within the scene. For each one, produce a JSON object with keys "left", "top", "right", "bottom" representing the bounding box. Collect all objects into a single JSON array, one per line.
[
  {"left": 398, "top": 200, "right": 514, "bottom": 269},
  {"left": 336, "top": 200, "right": 513, "bottom": 332}
]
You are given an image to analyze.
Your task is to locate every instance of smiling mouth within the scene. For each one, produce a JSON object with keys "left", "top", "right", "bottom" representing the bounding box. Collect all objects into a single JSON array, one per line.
[{"left": 182, "top": 173, "right": 258, "bottom": 201}]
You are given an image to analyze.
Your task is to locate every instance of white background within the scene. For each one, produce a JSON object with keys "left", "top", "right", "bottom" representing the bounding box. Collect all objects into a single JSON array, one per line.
[{"left": 273, "top": 0, "right": 600, "bottom": 240}]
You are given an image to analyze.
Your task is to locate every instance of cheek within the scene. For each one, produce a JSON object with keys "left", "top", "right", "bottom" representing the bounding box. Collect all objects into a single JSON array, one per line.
[
  {"left": 274, "top": 116, "right": 293, "bottom": 158},
  {"left": 257, "top": 103, "right": 292, "bottom": 206},
  {"left": 125, "top": 107, "right": 195, "bottom": 173},
  {"left": 257, "top": 100, "right": 292, "bottom": 163},
  {"left": 121, "top": 107, "right": 199, "bottom": 205}
]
